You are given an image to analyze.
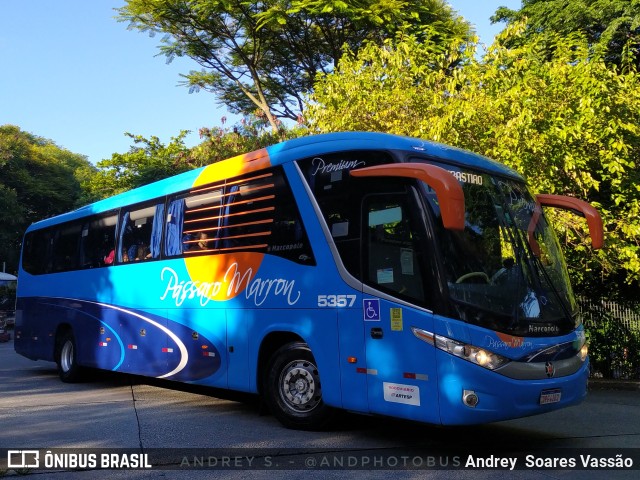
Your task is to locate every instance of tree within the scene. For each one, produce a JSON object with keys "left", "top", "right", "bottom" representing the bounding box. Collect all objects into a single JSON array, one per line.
[
  {"left": 306, "top": 25, "right": 640, "bottom": 296},
  {"left": 492, "top": 0, "right": 640, "bottom": 69},
  {"left": 0, "top": 184, "right": 23, "bottom": 273},
  {"left": 86, "top": 131, "right": 193, "bottom": 199},
  {"left": 117, "top": 0, "right": 471, "bottom": 132},
  {"left": 87, "top": 116, "right": 298, "bottom": 199},
  {"left": 0, "top": 125, "right": 96, "bottom": 273},
  {"left": 191, "top": 114, "right": 302, "bottom": 165}
]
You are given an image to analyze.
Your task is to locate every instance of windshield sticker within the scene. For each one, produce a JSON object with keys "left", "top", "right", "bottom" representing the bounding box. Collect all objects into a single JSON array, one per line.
[
  {"left": 449, "top": 170, "right": 483, "bottom": 185},
  {"left": 400, "top": 248, "right": 414, "bottom": 275},
  {"left": 310, "top": 156, "right": 365, "bottom": 176},
  {"left": 331, "top": 222, "right": 349, "bottom": 237},
  {"left": 377, "top": 268, "right": 394, "bottom": 284},
  {"left": 330, "top": 170, "right": 343, "bottom": 182}
]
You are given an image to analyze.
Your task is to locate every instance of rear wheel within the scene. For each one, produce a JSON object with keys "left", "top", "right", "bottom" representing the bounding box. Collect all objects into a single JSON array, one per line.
[
  {"left": 265, "top": 342, "right": 334, "bottom": 430},
  {"left": 56, "top": 331, "right": 83, "bottom": 383}
]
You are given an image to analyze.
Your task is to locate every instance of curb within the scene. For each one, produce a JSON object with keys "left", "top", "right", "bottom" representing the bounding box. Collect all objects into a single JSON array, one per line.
[{"left": 588, "top": 378, "right": 640, "bottom": 391}]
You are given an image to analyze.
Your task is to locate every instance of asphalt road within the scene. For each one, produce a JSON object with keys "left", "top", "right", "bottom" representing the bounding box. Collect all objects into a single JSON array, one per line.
[{"left": 1, "top": 336, "right": 639, "bottom": 479}]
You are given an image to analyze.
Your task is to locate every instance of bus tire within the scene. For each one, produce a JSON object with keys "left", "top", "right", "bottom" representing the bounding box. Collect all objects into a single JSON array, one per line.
[
  {"left": 56, "top": 331, "right": 83, "bottom": 383},
  {"left": 265, "top": 342, "right": 334, "bottom": 430}
]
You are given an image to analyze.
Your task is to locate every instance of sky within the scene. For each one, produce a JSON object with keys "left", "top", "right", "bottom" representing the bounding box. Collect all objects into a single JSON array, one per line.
[{"left": 0, "top": 1, "right": 522, "bottom": 165}]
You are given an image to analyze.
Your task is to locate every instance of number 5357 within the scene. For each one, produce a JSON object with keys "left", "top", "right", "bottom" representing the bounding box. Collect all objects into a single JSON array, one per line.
[{"left": 317, "top": 294, "right": 356, "bottom": 307}]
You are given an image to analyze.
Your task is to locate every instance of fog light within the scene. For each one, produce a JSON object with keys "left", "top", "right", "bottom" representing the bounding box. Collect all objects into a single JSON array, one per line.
[{"left": 462, "top": 390, "right": 479, "bottom": 408}]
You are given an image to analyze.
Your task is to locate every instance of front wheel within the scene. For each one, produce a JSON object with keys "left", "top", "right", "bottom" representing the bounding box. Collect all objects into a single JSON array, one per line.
[
  {"left": 264, "top": 342, "right": 334, "bottom": 430},
  {"left": 56, "top": 331, "right": 84, "bottom": 383}
]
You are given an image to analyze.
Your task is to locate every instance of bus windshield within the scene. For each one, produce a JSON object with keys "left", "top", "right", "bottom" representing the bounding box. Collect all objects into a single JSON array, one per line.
[{"left": 422, "top": 162, "right": 578, "bottom": 337}]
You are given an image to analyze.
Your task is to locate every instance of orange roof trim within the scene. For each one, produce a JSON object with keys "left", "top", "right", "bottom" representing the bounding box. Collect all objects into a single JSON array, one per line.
[{"left": 193, "top": 148, "right": 271, "bottom": 188}]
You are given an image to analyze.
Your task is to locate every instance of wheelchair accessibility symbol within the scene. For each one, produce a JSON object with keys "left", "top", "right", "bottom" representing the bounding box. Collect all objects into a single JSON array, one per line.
[{"left": 363, "top": 299, "right": 381, "bottom": 321}]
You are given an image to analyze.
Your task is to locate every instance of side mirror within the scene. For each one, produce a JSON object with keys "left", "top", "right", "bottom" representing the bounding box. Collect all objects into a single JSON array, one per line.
[
  {"left": 350, "top": 163, "right": 465, "bottom": 230},
  {"left": 536, "top": 194, "right": 604, "bottom": 249}
]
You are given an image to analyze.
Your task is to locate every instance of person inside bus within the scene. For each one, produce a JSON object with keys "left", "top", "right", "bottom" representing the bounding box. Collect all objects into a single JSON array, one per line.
[
  {"left": 127, "top": 244, "right": 138, "bottom": 260},
  {"left": 103, "top": 249, "right": 115, "bottom": 265},
  {"left": 135, "top": 245, "right": 150, "bottom": 261},
  {"left": 121, "top": 248, "right": 130, "bottom": 263},
  {"left": 491, "top": 257, "right": 516, "bottom": 285},
  {"left": 197, "top": 232, "right": 209, "bottom": 250}
]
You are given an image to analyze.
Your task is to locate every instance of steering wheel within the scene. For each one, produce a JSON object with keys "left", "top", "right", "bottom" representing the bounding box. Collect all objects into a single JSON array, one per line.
[{"left": 455, "top": 272, "right": 490, "bottom": 284}]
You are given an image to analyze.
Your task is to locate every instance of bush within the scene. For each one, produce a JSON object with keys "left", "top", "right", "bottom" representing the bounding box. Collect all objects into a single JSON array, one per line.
[{"left": 584, "top": 306, "right": 640, "bottom": 379}]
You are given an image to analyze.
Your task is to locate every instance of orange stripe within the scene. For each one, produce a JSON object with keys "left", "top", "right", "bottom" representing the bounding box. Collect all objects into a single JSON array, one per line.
[
  {"left": 190, "top": 172, "right": 273, "bottom": 195},
  {"left": 193, "top": 149, "right": 271, "bottom": 188}
]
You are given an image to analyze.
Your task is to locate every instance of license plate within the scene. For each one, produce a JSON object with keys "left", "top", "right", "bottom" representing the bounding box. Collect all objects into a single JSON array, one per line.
[{"left": 539, "top": 388, "right": 562, "bottom": 405}]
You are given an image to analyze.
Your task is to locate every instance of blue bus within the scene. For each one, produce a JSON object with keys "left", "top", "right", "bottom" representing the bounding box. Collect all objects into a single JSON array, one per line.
[{"left": 15, "top": 132, "right": 603, "bottom": 429}]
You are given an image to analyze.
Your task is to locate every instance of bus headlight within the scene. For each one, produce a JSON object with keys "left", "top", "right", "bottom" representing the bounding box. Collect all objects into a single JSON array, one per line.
[
  {"left": 580, "top": 343, "right": 588, "bottom": 362},
  {"left": 412, "top": 327, "right": 510, "bottom": 371}
]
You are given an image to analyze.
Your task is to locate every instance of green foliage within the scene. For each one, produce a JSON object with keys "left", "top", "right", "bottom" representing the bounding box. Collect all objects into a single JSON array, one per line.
[
  {"left": 87, "top": 131, "right": 193, "bottom": 199},
  {"left": 585, "top": 308, "right": 640, "bottom": 380},
  {"left": 88, "top": 116, "right": 302, "bottom": 200},
  {"left": 191, "top": 115, "right": 303, "bottom": 166},
  {"left": 492, "top": 0, "right": 640, "bottom": 70},
  {"left": 0, "top": 279, "right": 16, "bottom": 313},
  {"left": 0, "top": 184, "right": 22, "bottom": 273},
  {"left": 118, "top": 0, "right": 471, "bottom": 132},
  {"left": 0, "top": 125, "right": 95, "bottom": 273},
  {"left": 307, "top": 25, "right": 640, "bottom": 294}
]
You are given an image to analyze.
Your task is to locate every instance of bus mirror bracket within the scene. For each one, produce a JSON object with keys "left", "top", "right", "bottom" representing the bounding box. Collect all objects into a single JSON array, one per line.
[
  {"left": 350, "top": 163, "right": 465, "bottom": 230},
  {"left": 536, "top": 194, "right": 604, "bottom": 249}
]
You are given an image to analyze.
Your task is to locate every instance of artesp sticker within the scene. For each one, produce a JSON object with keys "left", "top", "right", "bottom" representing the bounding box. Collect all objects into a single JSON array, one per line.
[{"left": 383, "top": 382, "right": 420, "bottom": 406}]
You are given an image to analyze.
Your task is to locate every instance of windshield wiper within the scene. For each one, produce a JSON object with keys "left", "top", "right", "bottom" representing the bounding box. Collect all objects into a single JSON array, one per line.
[{"left": 511, "top": 216, "right": 574, "bottom": 323}]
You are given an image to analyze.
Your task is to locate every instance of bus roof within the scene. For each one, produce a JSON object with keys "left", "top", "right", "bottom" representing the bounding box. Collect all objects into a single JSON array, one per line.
[
  {"left": 267, "top": 131, "right": 521, "bottom": 180},
  {"left": 27, "top": 132, "right": 522, "bottom": 231}
]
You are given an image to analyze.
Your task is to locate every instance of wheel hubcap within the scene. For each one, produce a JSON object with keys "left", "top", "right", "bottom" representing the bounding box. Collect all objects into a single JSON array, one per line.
[
  {"left": 60, "top": 340, "right": 73, "bottom": 373},
  {"left": 279, "top": 360, "right": 322, "bottom": 412}
]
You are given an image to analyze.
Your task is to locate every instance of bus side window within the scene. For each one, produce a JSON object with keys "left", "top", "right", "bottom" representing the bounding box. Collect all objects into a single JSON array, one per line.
[
  {"left": 117, "top": 203, "right": 164, "bottom": 262},
  {"left": 170, "top": 167, "right": 314, "bottom": 264},
  {"left": 363, "top": 194, "right": 426, "bottom": 304},
  {"left": 266, "top": 169, "right": 315, "bottom": 265},
  {"left": 22, "top": 229, "right": 52, "bottom": 275},
  {"left": 51, "top": 223, "right": 82, "bottom": 273},
  {"left": 80, "top": 213, "right": 117, "bottom": 268},
  {"left": 177, "top": 184, "right": 224, "bottom": 255}
]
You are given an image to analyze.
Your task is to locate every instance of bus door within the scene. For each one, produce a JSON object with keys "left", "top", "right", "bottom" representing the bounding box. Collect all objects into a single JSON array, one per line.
[{"left": 361, "top": 190, "right": 440, "bottom": 424}]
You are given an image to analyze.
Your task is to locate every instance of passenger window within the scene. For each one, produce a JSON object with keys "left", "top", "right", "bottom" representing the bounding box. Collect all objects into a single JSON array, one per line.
[
  {"left": 164, "top": 167, "right": 314, "bottom": 265},
  {"left": 51, "top": 222, "right": 82, "bottom": 272},
  {"left": 22, "top": 229, "right": 52, "bottom": 275},
  {"left": 178, "top": 185, "right": 224, "bottom": 254},
  {"left": 363, "top": 193, "right": 426, "bottom": 303},
  {"left": 117, "top": 203, "right": 165, "bottom": 262},
  {"left": 80, "top": 213, "right": 117, "bottom": 268},
  {"left": 296, "top": 150, "right": 392, "bottom": 278}
]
